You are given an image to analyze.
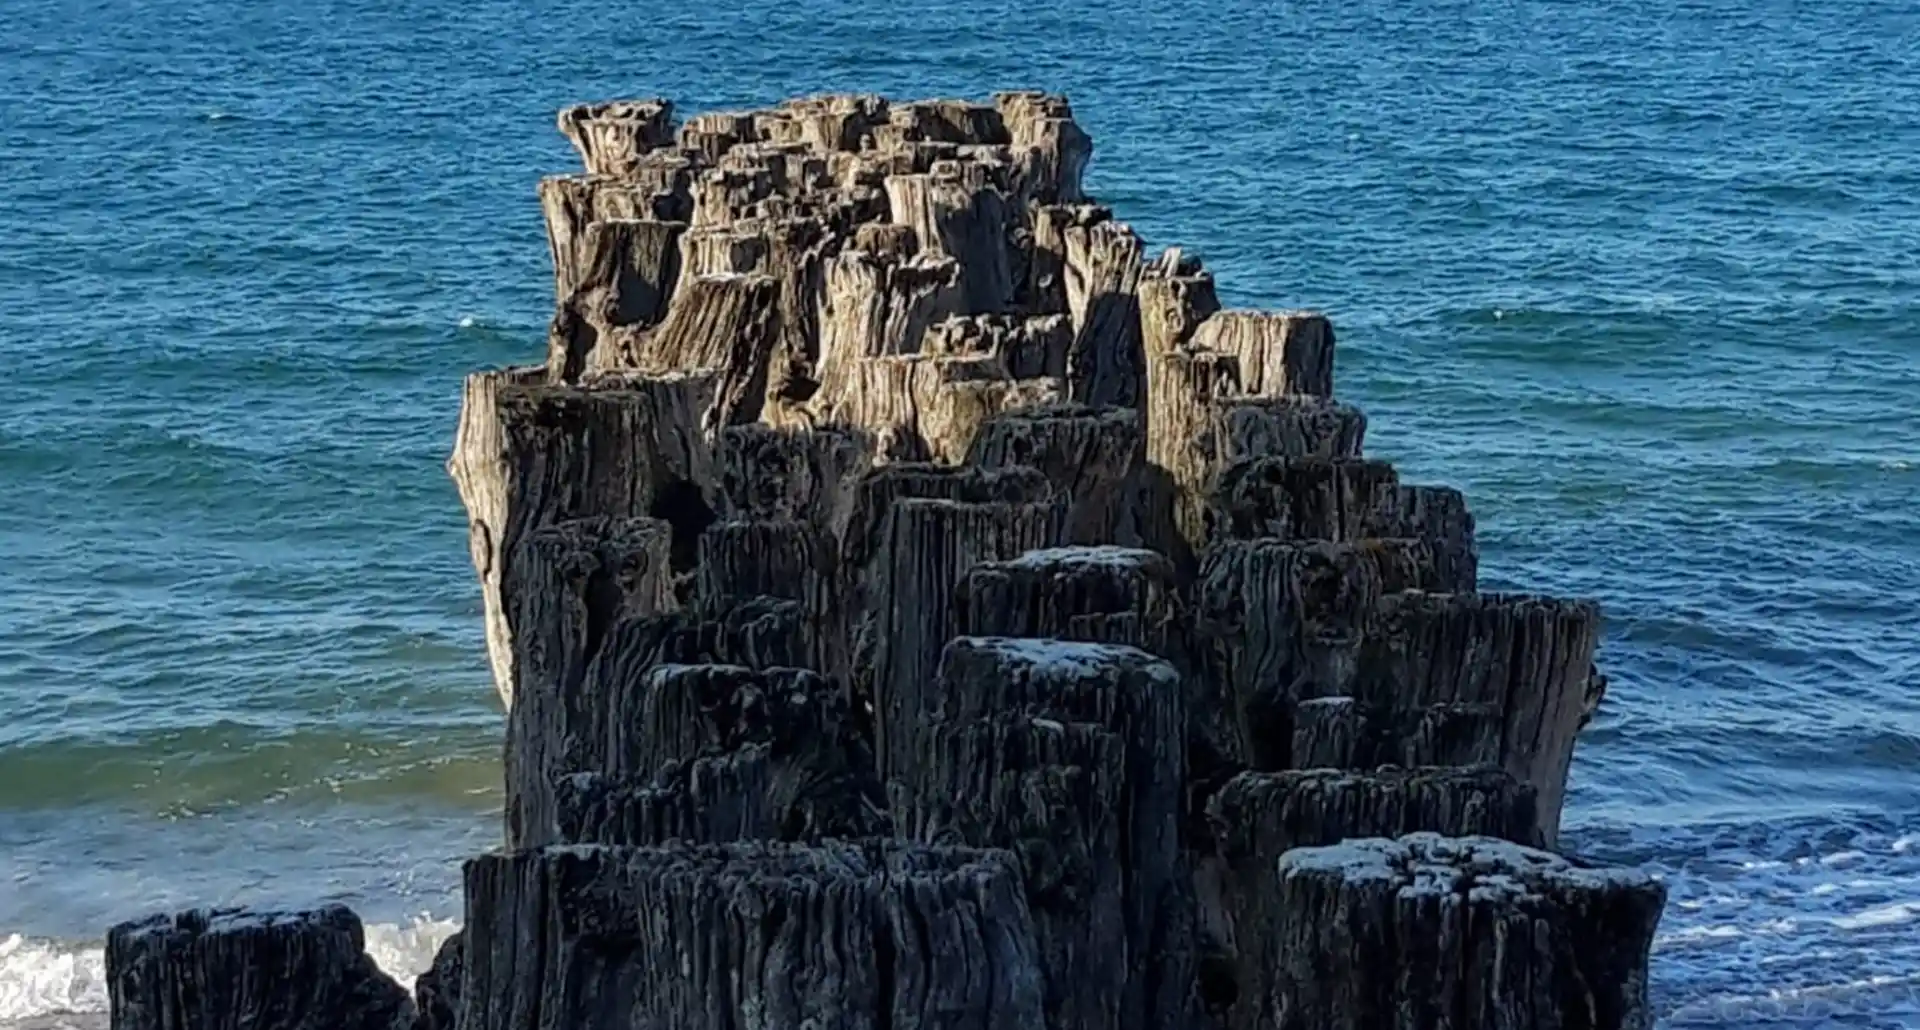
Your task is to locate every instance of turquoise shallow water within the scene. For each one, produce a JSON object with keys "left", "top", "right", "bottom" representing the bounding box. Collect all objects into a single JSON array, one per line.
[{"left": 3, "top": 0, "right": 1919, "bottom": 1024}]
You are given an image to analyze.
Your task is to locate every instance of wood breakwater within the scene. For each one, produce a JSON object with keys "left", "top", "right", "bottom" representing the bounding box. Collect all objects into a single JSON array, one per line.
[{"left": 106, "top": 92, "right": 1665, "bottom": 1030}]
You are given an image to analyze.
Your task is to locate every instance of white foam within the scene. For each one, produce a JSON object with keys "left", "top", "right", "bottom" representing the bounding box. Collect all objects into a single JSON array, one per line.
[
  {"left": 1657, "top": 923, "right": 1745, "bottom": 946},
  {"left": 1831, "top": 900, "right": 1920, "bottom": 931},
  {"left": 362, "top": 915, "right": 461, "bottom": 986},
  {"left": 1657, "top": 918, "right": 1798, "bottom": 950},
  {"left": 0, "top": 917, "right": 458, "bottom": 1023},
  {"left": 0, "top": 936, "right": 105, "bottom": 1023},
  {"left": 1663, "top": 970, "right": 1920, "bottom": 1025}
]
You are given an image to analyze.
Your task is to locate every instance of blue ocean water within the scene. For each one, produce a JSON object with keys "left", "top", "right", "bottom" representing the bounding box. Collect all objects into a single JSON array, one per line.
[{"left": 2, "top": 0, "right": 1917, "bottom": 1024}]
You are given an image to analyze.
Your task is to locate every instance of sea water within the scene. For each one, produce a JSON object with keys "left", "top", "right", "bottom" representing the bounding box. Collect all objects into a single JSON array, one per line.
[{"left": 2, "top": 0, "right": 1916, "bottom": 1025}]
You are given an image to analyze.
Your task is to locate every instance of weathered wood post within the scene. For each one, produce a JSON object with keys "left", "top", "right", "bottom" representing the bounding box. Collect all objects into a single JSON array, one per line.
[
  {"left": 447, "top": 371, "right": 715, "bottom": 709},
  {"left": 501, "top": 515, "right": 672, "bottom": 846},
  {"left": 898, "top": 714, "right": 1130, "bottom": 1030},
  {"left": 107, "top": 907, "right": 413, "bottom": 1030},
  {"left": 1189, "top": 310, "right": 1336, "bottom": 399},
  {"left": 1192, "top": 537, "right": 1442, "bottom": 770},
  {"left": 870, "top": 500, "right": 1064, "bottom": 781},
  {"left": 903, "top": 636, "right": 1189, "bottom": 1030},
  {"left": 1202, "top": 768, "right": 1546, "bottom": 1030},
  {"left": 1268, "top": 834, "right": 1665, "bottom": 1030},
  {"left": 959, "top": 544, "right": 1178, "bottom": 649},
  {"left": 1354, "top": 592, "right": 1603, "bottom": 842},
  {"left": 459, "top": 842, "right": 1048, "bottom": 1030},
  {"left": 967, "top": 405, "right": 1144, "bottom": 544}
]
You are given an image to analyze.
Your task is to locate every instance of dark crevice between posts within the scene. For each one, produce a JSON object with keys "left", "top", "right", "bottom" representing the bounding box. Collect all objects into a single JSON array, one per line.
[{"left": 648, "top": 477, "right": 716, "bottom": 583}]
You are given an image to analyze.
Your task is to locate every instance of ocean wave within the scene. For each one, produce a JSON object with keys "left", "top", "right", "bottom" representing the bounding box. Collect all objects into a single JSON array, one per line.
[
  {"left": 0, "top": 916, "right": 456, "bottom": 1025},
  {"left": 1567, "top": 811, "right": 1920, "bottom": 1023},
  {"left": 0, "top": 727, "right": 501, "bottom": 810},
  {"left": 0, "top": 936, "right": 101, "bottom": 1024},
  {"left": 1663, "top": 972, "right": 1920, "bottom": 1027}
]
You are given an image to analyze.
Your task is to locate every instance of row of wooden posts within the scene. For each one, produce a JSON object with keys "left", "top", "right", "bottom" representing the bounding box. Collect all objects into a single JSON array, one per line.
[{"left": 105, "top": 92, "right": 1665, "bottom": 1030}]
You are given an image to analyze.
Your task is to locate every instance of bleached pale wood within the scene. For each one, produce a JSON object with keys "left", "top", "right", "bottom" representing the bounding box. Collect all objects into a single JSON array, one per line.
[
  {"left": 689, "top": 166, "right": 775, "bottom": 229},
  {"left": 878, "top": 99, "right": 1008, "bottom": 145},
  {"left": 823, "top": 352, "right": 1064, "bottom": 464},
  {"left": 924, "top": 313, "right": 1071, "bottom": 379},
  {"left": 813, "top": 249, "right": 962, "bottom": 410},
  {"left": 1189, "top": 310, "right": 1336, "bottom": 398},
  {"left": 994, "top": 90, "right": 1093, "bottom": 204},
  {"left": 1023, "top": 202, "right": 1074, "bottom": 316},
  {"left": 557, "top": 99, "right": 674, "bottom": 177},
  {"left": 1146, "top": 361, "right": 1370, "bottom": 567},
  {"left": 769, "top": 93, "right": 889, "bottom": 152},
  {"left": 1138, "top": 248, "right": 1220, "bottom": 357},
  {"left": 447, "top": 368, "right": 713, "bottom": 708},
  {"left": 619, "top": 273, "right": 781, "bottom": 428},
  {"left": 677, "top": 110, "right": 756, "bottom": 161},
  {"left": 885, "top": 170, "right": 1017, "bottom": 312},
  {"left": 1062, "top": 213, "right": 1145, "bottom": 406},
  {"left": 1142, "top": 348, "right": 1236, "bottom": 567},
  {"left": 539, "top": 175, "right": 692, "bottom": 301},
  {"left": 546, "top": 218, "right": 684, "bottom": 382}
]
